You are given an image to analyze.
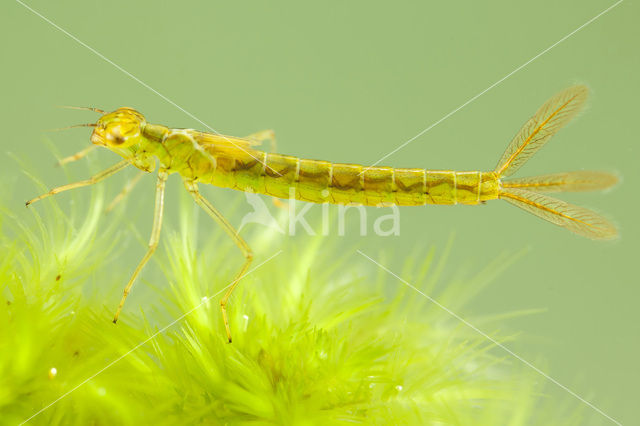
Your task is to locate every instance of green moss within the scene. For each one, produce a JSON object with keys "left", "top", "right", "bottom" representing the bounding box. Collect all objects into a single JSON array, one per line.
[{"left": 0, "top": 189, "right": 581, "bottom": 425}]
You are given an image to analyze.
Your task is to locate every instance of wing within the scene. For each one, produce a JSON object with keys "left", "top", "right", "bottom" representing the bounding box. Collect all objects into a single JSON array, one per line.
[
  {"left": 494, "top": 85, "right": 589, "bottom": 178},
  {"left": 193, "top": 131, "right": 262, "bottom": 156},
  {"left": 501, "top": 171, "right": 618, "bottom": 193},
  {"left": 499, "top": 187, "right": 617, "bottom": 240},
  {"left": 190, "top": 129, "right": 285, "bottom": 175}
]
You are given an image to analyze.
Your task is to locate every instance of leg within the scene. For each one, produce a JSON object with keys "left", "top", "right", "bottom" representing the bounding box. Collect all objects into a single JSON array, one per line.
[
  {"left": 106, "top": 170, "right": 146, "bottom": 212},
  {"left": 183, "top": 180, "right": 253, "bottom": 343},
  {"left": 26, "top": 160, "right": 130, "bottom": 206},
  {"left": 113, "top": 169, "right": 168, "bottom": 323},
  {"left": 57, "top": 145, "right": 97, "bottom": 166}
]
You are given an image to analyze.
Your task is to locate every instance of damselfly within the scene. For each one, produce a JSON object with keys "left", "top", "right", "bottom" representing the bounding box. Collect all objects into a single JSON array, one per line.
[{"left": 26, "top": 85, "right": 618, "bottom": 342}]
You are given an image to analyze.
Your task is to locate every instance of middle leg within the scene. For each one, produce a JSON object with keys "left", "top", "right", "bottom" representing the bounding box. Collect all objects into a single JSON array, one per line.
[{"left": 113, "top": 169, "right": 168, "bottom": 323}]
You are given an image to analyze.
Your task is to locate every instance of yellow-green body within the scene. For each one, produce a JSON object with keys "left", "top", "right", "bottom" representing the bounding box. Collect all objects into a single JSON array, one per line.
[
  {"left": 26, "top": 86, "right": 619, "bottom": 342},
  {"left": 127, "top": 121, "right": 500, "bottom": 207}
]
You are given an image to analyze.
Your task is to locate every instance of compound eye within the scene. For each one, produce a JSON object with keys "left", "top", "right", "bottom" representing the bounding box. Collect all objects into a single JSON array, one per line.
[{"left": 105, "top": 125, "right": 126, "bottom": 145}]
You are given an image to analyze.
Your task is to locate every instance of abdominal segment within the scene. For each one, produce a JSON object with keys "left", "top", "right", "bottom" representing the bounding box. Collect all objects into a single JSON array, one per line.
[{"left": 200, "top": 150, "right": 498, "bottom": 206}]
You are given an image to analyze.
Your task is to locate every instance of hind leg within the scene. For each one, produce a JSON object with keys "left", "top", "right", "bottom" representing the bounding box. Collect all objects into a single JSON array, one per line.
[{"left": 183, "top": 179, "right": 253, "bottom": 343}]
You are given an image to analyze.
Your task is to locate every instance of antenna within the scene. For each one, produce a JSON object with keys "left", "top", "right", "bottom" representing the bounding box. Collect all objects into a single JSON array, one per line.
[
  {"left": 56, "top": 105, "right": 106, "bottom": 114},
  {"left": 46, "top": 123, "right": 97, "bottom": 132}
]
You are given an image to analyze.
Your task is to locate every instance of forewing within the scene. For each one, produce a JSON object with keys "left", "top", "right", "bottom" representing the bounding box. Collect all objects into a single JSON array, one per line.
[{"left": 193, "top": 131, "right": 261, "bottom": 156}]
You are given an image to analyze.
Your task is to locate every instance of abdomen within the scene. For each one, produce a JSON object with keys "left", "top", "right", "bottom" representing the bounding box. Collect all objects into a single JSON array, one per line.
[{"left": 202, "top": 151, "right": 499, "bottom": 206}]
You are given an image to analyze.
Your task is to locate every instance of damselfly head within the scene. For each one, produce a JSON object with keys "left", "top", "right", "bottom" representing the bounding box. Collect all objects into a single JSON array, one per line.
[{"left": 91, "top": 107, "right": 146, "bottom": 149}]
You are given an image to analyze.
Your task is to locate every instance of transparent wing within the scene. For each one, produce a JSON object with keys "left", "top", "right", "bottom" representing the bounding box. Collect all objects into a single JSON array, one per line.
[
  {"left": 495, "top": 86, "right": 589, "bottom": 177},
  {"left": 190, "top": 129, "right": 282, "bottom": 175},
  {"left": 499, "top": 187, "right": 617, "bottom": 240},
  {"left": 192, "top": 130, "right": 261, "bottom": 155},
  {"left": 501, "top": 171, "right": 618, "bottom": 193}
]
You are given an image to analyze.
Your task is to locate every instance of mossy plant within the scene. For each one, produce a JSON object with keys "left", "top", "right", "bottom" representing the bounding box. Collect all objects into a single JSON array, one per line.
[{"left": 0, "top": 185, "right": 582, "bottom": 425}]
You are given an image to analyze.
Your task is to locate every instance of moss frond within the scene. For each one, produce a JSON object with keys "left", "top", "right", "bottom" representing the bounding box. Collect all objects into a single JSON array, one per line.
[{"left": 0, "top": 189, "right": 582, "bottom": 425}]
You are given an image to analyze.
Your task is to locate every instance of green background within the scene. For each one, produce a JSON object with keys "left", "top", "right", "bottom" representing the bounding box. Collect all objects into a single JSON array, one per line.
[{"left": 1, "top": 1, "right": 637, "bottom": 424}]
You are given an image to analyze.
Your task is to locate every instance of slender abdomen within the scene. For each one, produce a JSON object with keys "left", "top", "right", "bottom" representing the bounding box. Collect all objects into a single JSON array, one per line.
[{"left": 203, "top": 150, "right": 500, "bottom": 206}]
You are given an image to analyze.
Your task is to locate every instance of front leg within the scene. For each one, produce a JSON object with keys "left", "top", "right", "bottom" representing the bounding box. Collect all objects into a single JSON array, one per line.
[
  {"left": 106, "top": 170, "right": 146, "bottom": 212},
  {"left": 56, "top": 145, "right": 97, "bottom": 166},
  {"left": 26, "top": 160, "right": 130, "bottom": 206},
  {"left": 183, "top": 179, "right": 253, "bottom": 343}
]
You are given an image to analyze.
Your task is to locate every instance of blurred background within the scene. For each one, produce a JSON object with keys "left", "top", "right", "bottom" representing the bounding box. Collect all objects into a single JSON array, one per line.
[{"left": 1, "top": 1, "right": 637, "bottom": 424}]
